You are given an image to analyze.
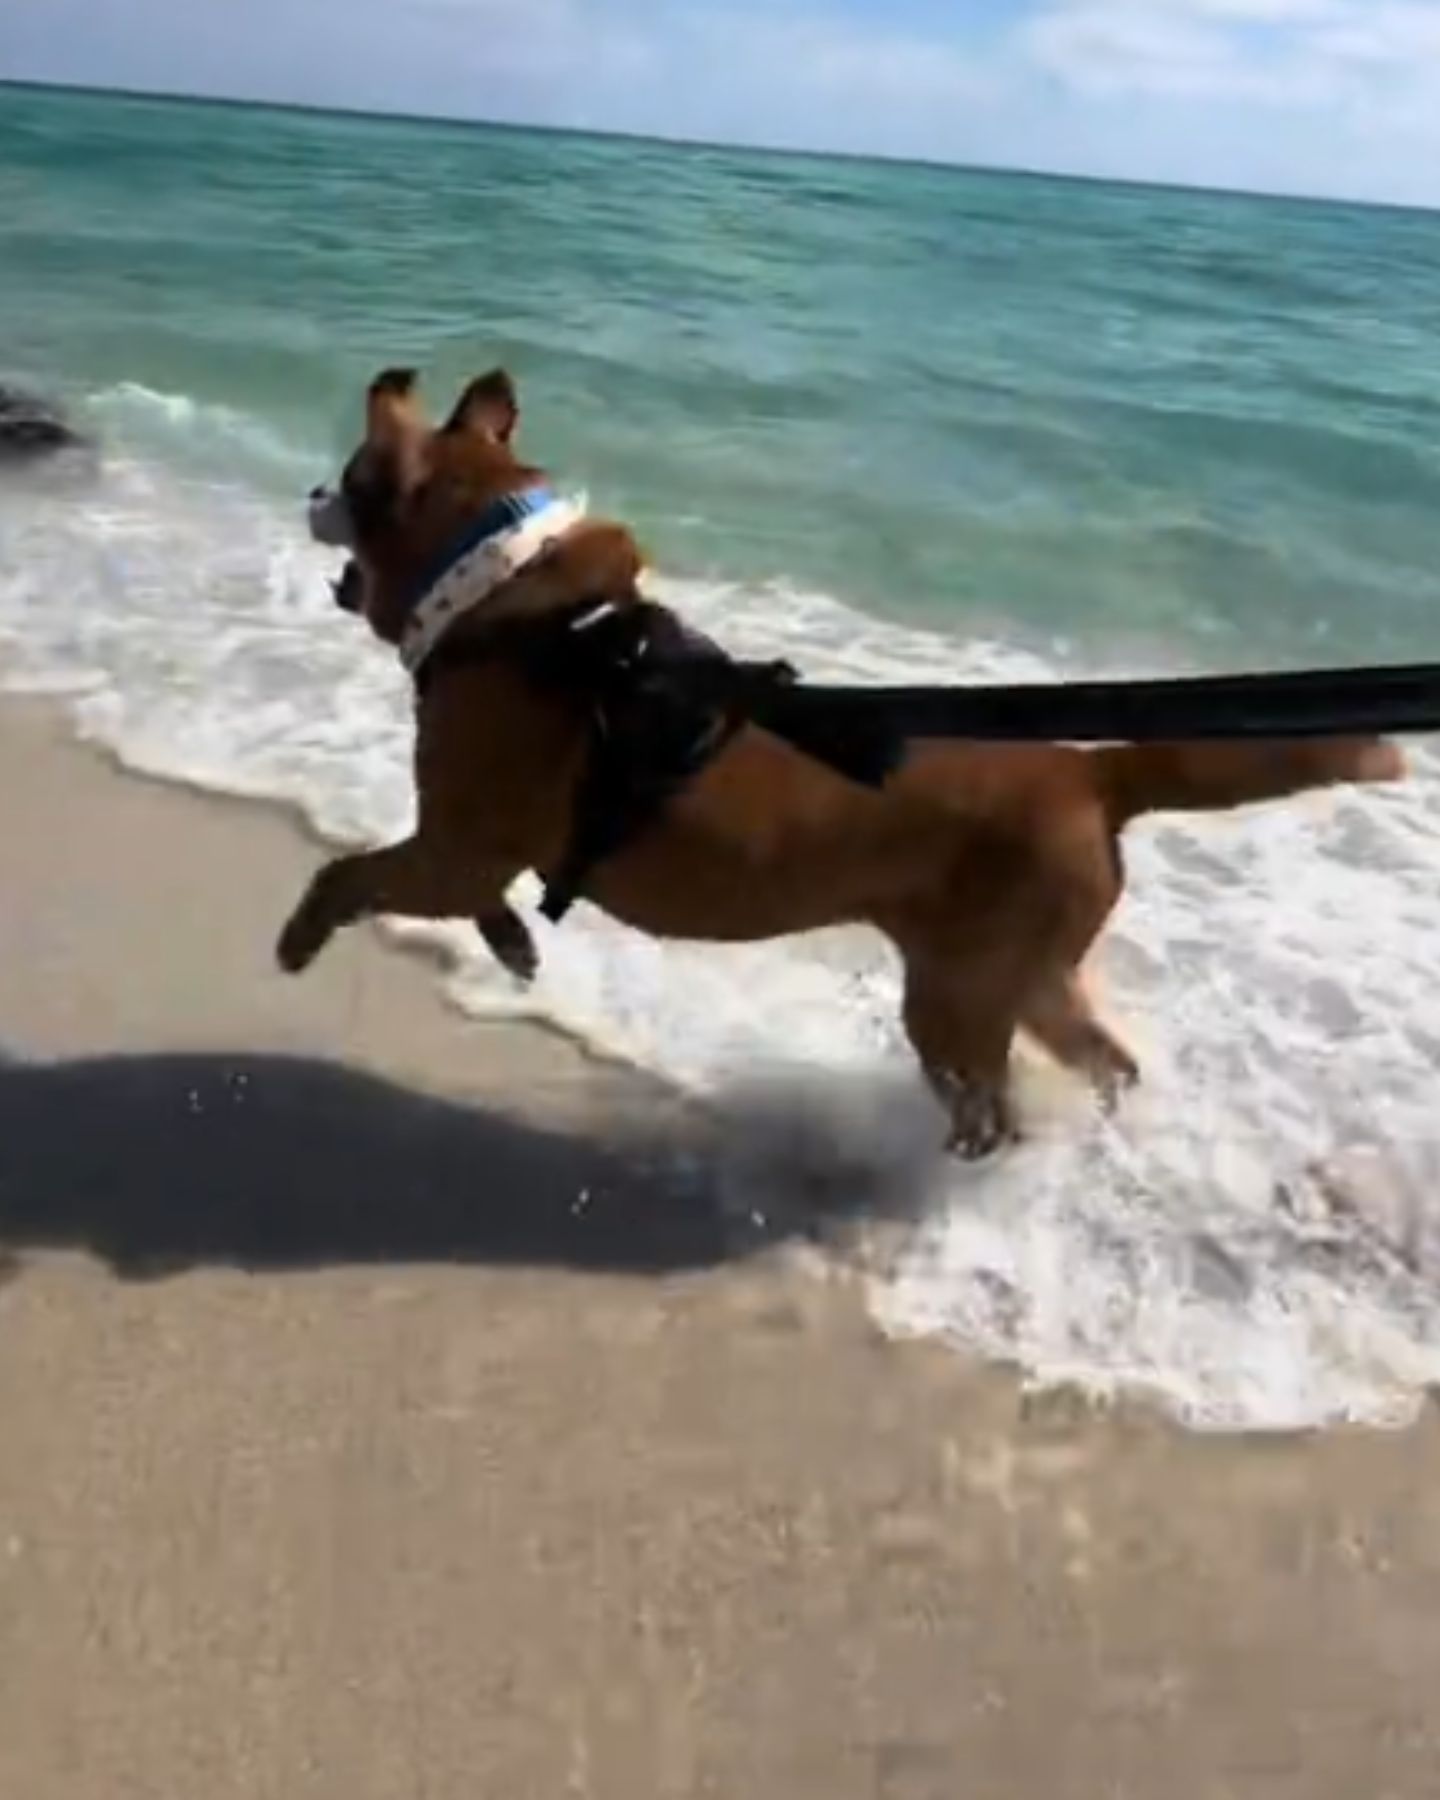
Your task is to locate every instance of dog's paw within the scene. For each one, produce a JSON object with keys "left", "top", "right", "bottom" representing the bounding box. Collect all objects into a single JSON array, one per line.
[
  {"left": 948, "top": 1120, "right": 1019, "bottom": 1162},
  {"left": 476, "top": 908, "right": 540, "bottom": 984},
  {"left": 945, "top": 1087, "right": 1019, "bottom": 1161},
  {"left": 276, "top": 904, "right": 328, "bottom": 975}
]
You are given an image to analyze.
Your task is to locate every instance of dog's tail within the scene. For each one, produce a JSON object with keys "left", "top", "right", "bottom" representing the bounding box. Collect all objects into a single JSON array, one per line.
[{"left": 1092, "top": 736, "right": 1406, "bottom": 830}]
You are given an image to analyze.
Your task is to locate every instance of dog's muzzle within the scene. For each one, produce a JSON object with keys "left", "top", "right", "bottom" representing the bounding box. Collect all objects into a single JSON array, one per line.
[
  {"left": 332, "top": 560, "right": 364, "bottom": 614},
  {"left": 308, "top": 486, "right": 355, "bottom": 549}
]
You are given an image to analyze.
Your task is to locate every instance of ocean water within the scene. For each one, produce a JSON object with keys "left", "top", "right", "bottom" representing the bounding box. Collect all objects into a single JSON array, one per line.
[{"left": 4, "top": 82, "right": 1440, "bottom": 1429}]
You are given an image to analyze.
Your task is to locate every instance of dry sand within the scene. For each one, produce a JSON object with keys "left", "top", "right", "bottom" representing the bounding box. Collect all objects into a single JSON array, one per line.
[{"left": 3, "top": 698, "right": 1440, "bottom": 1799}]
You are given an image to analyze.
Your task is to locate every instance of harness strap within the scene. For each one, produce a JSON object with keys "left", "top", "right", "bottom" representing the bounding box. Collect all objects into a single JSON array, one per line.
[{"left": 411, "top": 596, "right": 842, "bottom": 922}]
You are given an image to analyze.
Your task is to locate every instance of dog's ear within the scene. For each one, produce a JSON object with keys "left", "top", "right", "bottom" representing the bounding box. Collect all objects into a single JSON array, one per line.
[
  {"left": 357, "top": 368, "right": 430, "bottom": 501},
  {"left": 445, "top": 369, "right": 519, "bottom": 444},
  {"left": 366, "top": 367, "right": 427, "bottom": 445}
]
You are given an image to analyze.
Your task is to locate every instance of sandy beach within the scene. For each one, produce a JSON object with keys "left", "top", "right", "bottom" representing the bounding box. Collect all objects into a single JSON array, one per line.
[{"left": 3, "top": 696, "right": 1440, "bottom": 1798}]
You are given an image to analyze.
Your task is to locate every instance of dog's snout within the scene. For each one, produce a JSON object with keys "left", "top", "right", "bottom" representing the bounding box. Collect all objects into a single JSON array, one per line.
[
  {"left": 307, "top": 485, "right": 356, "bottom": 549},
  {"left": 332, "top": 561, "right": 364, "bottom": 614}
]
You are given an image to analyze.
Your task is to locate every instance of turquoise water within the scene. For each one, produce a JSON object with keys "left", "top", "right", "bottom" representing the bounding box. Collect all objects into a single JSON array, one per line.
[
  {"left": 6, "top": 80, "right": 1440, "bottom": 663},
  {"left": 4, "top": 82, "right": 1440, "bottom": 1430}
]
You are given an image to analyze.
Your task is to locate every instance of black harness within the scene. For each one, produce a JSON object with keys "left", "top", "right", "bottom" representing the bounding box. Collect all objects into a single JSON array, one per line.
[{"left": 416, "top": 596, "right": 900, "bottom": 922}]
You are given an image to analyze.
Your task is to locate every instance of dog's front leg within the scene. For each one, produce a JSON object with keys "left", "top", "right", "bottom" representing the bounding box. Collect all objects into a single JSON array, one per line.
[
  {"left": 475, "top": 907, "right": 538, "bottom": 982},
  {"left": 276, "top": 836, "right": 519, "bottom": 975}
]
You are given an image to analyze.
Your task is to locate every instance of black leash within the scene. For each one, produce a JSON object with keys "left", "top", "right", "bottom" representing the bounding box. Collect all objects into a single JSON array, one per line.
[
  {"left": 753, "top": 660, "right": 1440, "bottom": 745},
  {"left": 415, "top": 583, "right": 1440, "bottom": 745}
]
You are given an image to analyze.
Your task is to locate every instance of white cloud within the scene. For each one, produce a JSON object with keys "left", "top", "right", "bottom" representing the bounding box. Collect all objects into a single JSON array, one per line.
[
  {"left": 1026, "top": 6, "right": 1278, "bottom": 98},
  {"left": 1168, "top": 0, "right": 1340, "bottom": 20},
  {"left": 396, "top": 0, "right": 656, "bottom": 83},
  {"left": 664, "top": 6, "right": 994, "bottom": 116},
  {"left": 1310, "top": 2, "right": 1440, "bottom": 63},
  {"left": 807, "top": 34, "right": 994, "bottom": 106},
  {"left": 377, "top": 0, "right": 991, "bottom": 115},
  {"left": 1024, "top": 0, "right": 1440, "bottom": 122}
]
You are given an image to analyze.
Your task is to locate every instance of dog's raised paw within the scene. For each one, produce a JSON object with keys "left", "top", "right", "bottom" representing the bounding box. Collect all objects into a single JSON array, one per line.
[
  {"left": 476, "top": 908, "right": 539, "bottom": 983},
  {"left": 276, "top": 906, "right": 327, "bottom": 975}
]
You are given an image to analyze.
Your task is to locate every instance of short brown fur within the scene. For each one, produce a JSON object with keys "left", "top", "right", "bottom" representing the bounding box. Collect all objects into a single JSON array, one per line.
[{"left": 279, "top": 371, "right": 1405, "bottom": 1153}]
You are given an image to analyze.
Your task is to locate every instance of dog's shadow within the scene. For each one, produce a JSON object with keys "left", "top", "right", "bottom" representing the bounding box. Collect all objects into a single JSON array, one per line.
[{"left": 0, "top": 1048, "right": 943, "bottom": 1281}]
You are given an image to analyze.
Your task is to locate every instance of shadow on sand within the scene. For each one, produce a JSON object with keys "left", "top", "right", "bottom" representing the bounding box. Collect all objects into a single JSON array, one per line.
[{"left": 0, "top": 1048, "right": 946, "bottom": 1281}]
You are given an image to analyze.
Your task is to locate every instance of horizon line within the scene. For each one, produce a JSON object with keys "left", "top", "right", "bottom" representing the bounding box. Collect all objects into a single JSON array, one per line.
[{"left": 1, "top": 73, "right": 1430, "bottom": 219}]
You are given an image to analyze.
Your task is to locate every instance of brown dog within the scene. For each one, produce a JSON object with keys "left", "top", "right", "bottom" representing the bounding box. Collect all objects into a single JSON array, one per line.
[{"left": 281, "top": 367, "right": 1405, "bottom": 1154}]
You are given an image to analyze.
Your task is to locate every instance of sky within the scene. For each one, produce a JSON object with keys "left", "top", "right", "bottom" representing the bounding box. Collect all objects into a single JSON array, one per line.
[{"left": 5, "top": 0, "right": 1440, "bottom": 206}]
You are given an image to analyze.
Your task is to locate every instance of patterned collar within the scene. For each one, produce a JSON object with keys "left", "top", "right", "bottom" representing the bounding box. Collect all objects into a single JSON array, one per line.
[{"left": 399, "top": 486, "right": 584, "bottom": 674}]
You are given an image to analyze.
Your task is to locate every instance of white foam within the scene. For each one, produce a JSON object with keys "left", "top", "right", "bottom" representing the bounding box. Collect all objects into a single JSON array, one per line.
[
  {"left": 84, "top": 382, "right": 322, "bottom": 493},
  {"left": 3, "top": 390, "right": 1439, "bottom": 1431}
]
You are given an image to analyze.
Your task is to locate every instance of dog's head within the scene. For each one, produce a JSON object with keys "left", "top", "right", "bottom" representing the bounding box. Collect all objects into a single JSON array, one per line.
[{"left": 309, "top": 366, "right": 545, "bottom": 642}]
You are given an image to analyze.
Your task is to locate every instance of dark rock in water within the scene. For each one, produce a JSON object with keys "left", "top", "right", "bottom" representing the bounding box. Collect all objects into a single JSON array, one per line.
[{"left": 0, "top": 385, "right": 90, "bottom": 461}]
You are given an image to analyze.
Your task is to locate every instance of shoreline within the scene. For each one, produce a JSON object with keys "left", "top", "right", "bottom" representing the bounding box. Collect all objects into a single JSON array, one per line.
[{"left": 5, "top": 694, "right": 1440, "bottom": 1795}]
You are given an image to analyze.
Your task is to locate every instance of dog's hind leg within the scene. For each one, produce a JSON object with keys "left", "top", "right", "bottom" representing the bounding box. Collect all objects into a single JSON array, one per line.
[
  {"left": 276, "top": 836, "right": 519, "bottom": 974},
  {"left": 1020, "top": 972, "right": 1139, "bottom": 1110},
  {"left": 900, "top": 953, "right": 1021, "bottom": 1159}
]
